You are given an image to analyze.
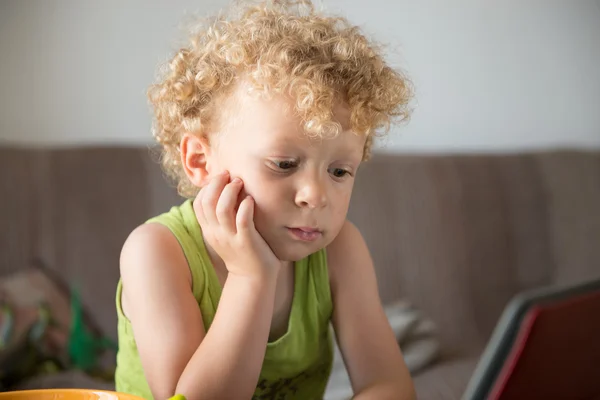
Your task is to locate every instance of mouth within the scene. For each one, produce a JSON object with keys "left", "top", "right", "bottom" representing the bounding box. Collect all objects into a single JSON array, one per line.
[{"left": 287, "top": 227, "right": 323, "bottom": 242}]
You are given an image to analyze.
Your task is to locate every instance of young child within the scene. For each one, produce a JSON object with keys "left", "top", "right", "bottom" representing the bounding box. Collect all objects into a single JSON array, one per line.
[{"left": 115, "top": 1, "right": 415, "bottom": 399}]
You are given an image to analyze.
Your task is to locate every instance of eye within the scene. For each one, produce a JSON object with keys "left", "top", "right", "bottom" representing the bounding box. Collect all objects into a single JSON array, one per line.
[
  {"left": 270, "top": 159, "right": 299, "bottom": 171},
  {"left": 329, "top": 168, "right": 350, "bottom": 178},
  {"left": 277, "top": 160, "right": 296, "bottom": 169}
]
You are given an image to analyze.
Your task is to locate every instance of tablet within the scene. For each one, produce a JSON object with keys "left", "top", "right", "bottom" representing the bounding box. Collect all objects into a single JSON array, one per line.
[{"left": 462, "top": 277, "right": 600, "bottom": 400}]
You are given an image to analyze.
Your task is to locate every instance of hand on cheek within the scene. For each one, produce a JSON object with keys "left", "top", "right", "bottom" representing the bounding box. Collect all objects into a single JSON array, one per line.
[{"left": 193, "top": 171, "right": 281, "bottom": 279}]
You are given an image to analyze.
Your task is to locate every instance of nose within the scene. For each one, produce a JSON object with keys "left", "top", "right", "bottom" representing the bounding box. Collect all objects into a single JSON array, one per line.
[{"left": 295, "top": 173, "right": 328, "bottom": 209}]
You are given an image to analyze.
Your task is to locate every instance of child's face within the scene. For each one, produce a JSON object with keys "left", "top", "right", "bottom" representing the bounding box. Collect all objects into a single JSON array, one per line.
[{"left": 206, "top": 85, "right": 366, "bottom": 262}]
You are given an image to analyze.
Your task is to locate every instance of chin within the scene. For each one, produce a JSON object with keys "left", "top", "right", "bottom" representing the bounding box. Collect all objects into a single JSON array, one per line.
[{"left": 269, "top": 240, "right": 324, "bottom": 263}]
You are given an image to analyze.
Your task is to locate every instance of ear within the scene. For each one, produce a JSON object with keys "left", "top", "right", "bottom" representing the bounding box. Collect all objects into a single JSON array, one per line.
[{"left": 180, "top": 133, "right": 213, "bottom": 188}]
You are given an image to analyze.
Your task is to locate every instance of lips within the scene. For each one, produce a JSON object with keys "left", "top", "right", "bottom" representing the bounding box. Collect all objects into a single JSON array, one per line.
[{"left": 287, "top": 227, "right": 322, "bottom": 242}]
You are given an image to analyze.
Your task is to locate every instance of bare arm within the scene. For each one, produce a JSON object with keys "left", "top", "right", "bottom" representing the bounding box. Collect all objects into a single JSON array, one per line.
[
  {"left": 120, "top": 223, "right": 277, "bottom": 400},
  {"left": 327, "top": 221, "right": 416, "bottom": 400}
]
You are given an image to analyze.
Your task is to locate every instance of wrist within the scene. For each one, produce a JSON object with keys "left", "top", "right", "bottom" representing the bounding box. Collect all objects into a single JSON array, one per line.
[{"left": 226, "top": 265, "right": 279, "bottom": 286}]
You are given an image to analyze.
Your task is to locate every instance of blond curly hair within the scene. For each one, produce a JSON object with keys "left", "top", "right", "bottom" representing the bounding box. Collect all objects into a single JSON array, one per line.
[{"left": 148, "top": 0, "right": 413, "bottom": 197}]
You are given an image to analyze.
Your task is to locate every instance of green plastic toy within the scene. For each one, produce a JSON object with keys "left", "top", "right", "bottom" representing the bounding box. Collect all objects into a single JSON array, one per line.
[{"left": 67, "top": 286, "right": 117, "bottom": 371}]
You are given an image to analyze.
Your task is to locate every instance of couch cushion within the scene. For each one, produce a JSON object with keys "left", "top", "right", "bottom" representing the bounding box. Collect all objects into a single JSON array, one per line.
[
  {"left": 0, "top": 148, "right": 41, "bottom": 276},
  {"left": 2, "top": 146, "right": 599, "bottom": 358},
  {"left": 37, "top": 147, "right": 161, "bottom": 341},
  {"left": 347, "top": 151, "right": 600, "bottom": 355}
]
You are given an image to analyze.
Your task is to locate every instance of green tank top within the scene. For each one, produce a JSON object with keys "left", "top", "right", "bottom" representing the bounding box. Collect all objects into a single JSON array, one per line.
[{"left": 115, "top": 200, "right": 334, "bottom": 399}]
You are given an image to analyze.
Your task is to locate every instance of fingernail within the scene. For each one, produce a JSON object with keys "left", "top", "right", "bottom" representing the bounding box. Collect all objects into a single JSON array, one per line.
[{"left": 232, "top": 177, "right": 241, "bottom": 184}]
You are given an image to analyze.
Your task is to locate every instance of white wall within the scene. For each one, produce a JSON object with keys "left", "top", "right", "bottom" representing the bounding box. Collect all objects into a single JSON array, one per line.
[{"left": 1, "top": 0, "right": 599, "bottom": 152}]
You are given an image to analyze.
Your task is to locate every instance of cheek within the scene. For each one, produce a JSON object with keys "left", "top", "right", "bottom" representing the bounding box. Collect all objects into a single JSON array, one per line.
[
  {"left": 234, "top": 169, "right": 289, "bottom": 210},
  {"left": 252, "top": 181, "right": 289, "bottom": 212},
  {"left": 333, "top": 184, "right": 353, "bottom": 207},
  {"left": 220, "top": 158, "right": 260, "bottom": 195},
  {"left": 247, "top": 178, "right": 291, "bottom": 234},
  {"left": 329, "top": 186, "right": 353, "bottom": 220}
]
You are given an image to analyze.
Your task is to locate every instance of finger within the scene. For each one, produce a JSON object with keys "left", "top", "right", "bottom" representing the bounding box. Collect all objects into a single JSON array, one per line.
[
  {"left": 193, "top": 188, "right": 208, "bottom": 229},
  {"left": 234, "top": 183, "right": 247, "bottom": 214},
  {"left": 201, "top": 171, "right": 229, "bottom": 227},
  {"left": 216, "top": 178, "right": 243, "bottom": 233},
  {"left": 236, "top": 195, "right": 255, "bottom": 233}
]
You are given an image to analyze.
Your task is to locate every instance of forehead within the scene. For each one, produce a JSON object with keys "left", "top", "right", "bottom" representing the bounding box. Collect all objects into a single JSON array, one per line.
[{"left": 219, "top": 83, "right": 364, "bottom": 153}]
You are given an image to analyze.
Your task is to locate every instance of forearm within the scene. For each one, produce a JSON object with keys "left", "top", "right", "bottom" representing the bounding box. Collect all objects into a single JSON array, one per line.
[{"left": 175, "top": 273, "right": 277, "bottom": 399}]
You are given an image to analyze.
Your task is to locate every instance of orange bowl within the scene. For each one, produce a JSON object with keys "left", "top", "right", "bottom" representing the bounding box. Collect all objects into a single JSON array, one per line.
[{"left": 0, "top": 389, "right": 146, "bottom": 400}]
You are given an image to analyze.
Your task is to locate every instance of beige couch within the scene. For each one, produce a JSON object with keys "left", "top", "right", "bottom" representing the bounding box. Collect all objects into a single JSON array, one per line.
[{"left": 1, "top": 146, "right": 599, "bottom": 399}]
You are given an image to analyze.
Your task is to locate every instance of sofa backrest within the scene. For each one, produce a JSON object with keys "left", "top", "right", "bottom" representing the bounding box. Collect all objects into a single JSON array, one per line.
[
  {"left": 1, "top": 146, "right": 599, "bottom": 355},
  {"left": 348, "top": 151, "right": 600, "bottom": 353}
]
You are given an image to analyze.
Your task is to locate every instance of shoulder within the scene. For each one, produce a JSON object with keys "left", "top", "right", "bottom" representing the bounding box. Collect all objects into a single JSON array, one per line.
[
  {"left": 121, "top": 222, "right": 186, "bottom": 269},
  {"left": 326, "top": 220, "right": 365, "bottom": 255},
  {"left": 120, "top": 199, "right": 197, "bottom": 284},
  {"left": 120, "top": 223, "right": 193, "bottom": 311},
  {"left": 120, "top": 222, "right": 191, "bottom": 280},
  {"left": 326, "top": 220, "right": 374, "bottom": 290}
]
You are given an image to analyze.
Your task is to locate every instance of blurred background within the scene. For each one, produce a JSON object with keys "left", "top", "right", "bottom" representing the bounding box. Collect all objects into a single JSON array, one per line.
[
  {"left": 1, "top": 0, "right": 599, "bottom": 151},
  {"left": 0, "top": 1, "right": 599, "bottom": 399}
]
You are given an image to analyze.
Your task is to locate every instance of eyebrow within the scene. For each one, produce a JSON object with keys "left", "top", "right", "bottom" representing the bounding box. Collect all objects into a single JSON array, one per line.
[{"left": 263, "top": 132, "right": 364, "bottom": 157}]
